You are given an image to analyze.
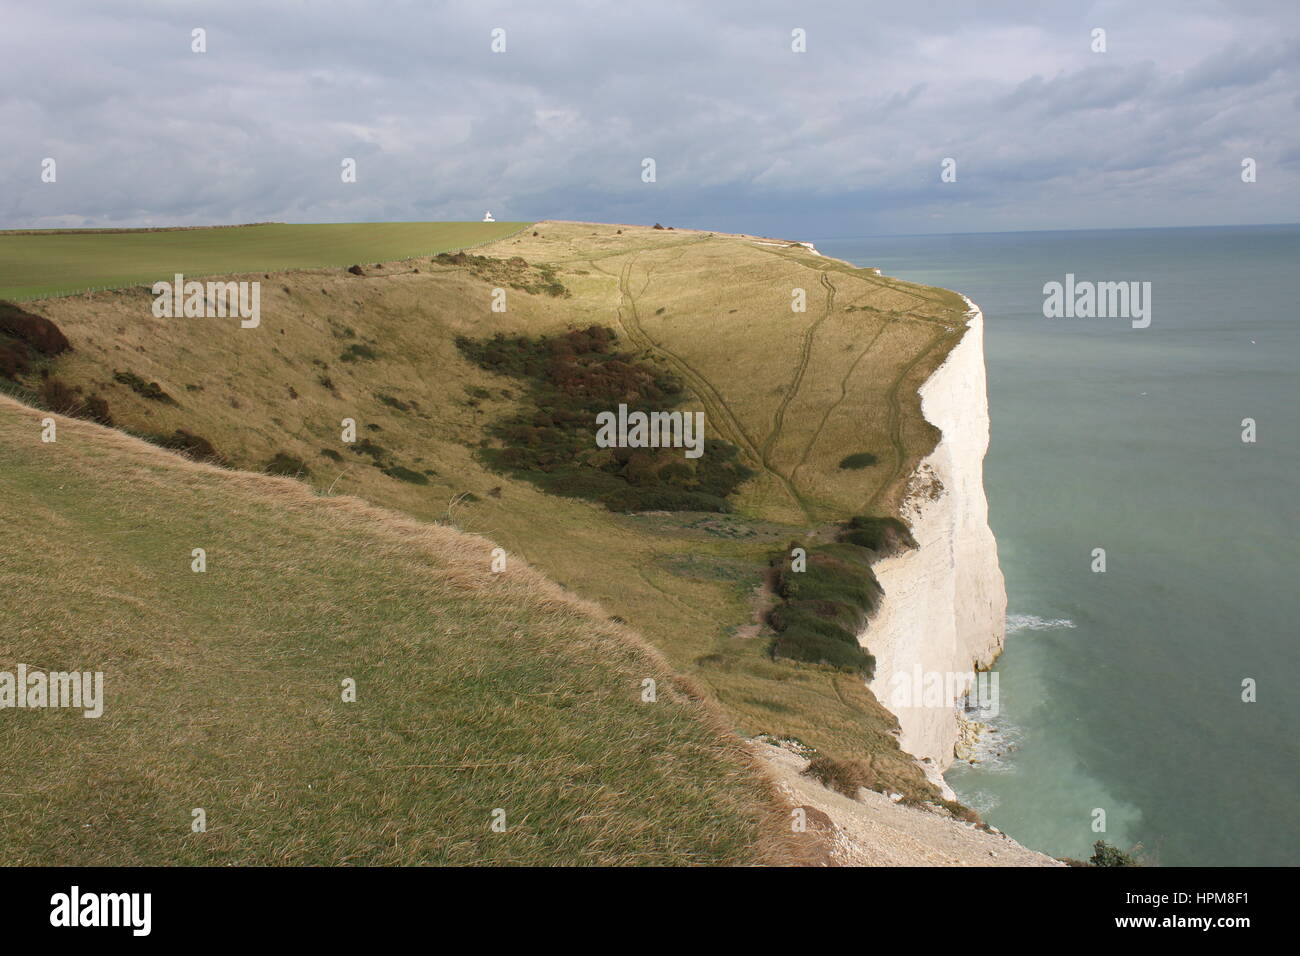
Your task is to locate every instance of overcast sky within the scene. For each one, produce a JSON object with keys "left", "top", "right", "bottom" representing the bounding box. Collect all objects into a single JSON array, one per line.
[{"left": 2, "top": 0, "right": 1297, "bottom": 237}]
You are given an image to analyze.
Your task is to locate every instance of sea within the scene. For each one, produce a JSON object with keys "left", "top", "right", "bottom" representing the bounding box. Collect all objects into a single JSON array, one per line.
[{"left": 817, "top": 225, "right": 1300, "bottom": 866}]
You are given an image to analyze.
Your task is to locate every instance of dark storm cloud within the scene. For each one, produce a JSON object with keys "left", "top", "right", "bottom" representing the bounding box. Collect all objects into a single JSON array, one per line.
[{"left": 1, "top": 0, "right": 1296, "bottom": 236}]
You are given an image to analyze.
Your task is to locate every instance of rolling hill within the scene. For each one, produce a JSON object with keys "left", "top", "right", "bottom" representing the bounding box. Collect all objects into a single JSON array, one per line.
[{"left": 0, "top": 219, "right": 984, "bottom": 863}]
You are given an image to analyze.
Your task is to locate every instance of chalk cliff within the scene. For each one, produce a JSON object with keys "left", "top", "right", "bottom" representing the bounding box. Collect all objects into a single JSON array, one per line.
[{"left": 864, "top": 297, "right": 1007, "bottom": 776}]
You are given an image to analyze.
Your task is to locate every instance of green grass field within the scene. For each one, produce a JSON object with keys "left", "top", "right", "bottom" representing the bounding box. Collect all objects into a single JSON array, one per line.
[
  {"left": 0, "top": 222, "right": 530, "bottom": 300},
  {"left": 0, "top": 395, "right": 800, "bottom": 865}
]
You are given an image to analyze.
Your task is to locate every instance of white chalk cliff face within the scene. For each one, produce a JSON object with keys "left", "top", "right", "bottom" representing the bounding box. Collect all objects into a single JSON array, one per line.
[{"left": 864, "top": 298, "right": 1007, "bottom": 774}]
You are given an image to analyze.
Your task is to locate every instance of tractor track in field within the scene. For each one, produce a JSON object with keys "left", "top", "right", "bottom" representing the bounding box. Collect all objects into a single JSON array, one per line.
[
  {"left": 746, "top": 243, "right": 971, "bottom": 516},
  {"left": 760, "top": 271, "right": 836, "bottom": 464},
  {"left": 790, "top": 311, "right": 895, "bottom": 487},
  {"left": 592, "top": 254, "right": 815, "bottom": 524},
  {"left": 548, "top": 235, "right": 712, "bottom": 267},
  {"left": 593, "top": 246, "right": 962, "bottom": 524}
]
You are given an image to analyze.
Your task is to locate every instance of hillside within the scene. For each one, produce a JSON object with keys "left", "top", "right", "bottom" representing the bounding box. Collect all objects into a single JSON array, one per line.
[
  {"left": 0, "top": 394, "right": 811, "bottom": 865},
  {"left": 3, "top": 220, "right": 981, "bottom": 825}
]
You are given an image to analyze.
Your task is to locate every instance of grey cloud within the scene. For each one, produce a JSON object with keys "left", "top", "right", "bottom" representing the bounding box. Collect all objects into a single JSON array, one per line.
[{"left": 0, "top": 0, "right": 1297, "bottom": 236}]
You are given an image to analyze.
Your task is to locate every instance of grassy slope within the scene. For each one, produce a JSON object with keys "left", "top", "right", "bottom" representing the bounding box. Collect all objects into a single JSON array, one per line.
[
  {"left": 17, "top": 220, "right": 972, "bottom": 802},
  {"left": 0, "top": 395, "right": 805, "bottom": 865},
  {"left": 0, "top": 221, "right": 530, "bottom": 300}
]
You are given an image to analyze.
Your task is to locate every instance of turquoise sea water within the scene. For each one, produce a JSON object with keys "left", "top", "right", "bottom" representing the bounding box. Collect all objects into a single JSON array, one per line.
[{"left": 817, "top": 226, "right": 1300, "bottom": 866}]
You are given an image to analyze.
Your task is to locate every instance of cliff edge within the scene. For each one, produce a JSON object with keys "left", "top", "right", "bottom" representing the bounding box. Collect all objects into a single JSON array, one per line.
[{"left": 865, "top": 297, "right": 1008, "bottom": 777}]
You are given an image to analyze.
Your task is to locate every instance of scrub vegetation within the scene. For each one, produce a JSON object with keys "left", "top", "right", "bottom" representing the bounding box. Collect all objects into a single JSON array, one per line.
[{"left": 456, "top": 326, "right": 753, "bottom": 513}]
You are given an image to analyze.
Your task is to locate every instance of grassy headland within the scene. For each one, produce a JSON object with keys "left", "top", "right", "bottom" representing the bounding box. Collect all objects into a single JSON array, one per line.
[{"left": 3, "top": 220, "right": 975, "bottom": 828}]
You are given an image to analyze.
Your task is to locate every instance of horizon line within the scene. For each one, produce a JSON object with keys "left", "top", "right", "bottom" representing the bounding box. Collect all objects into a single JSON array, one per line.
[{"left": 803, "top": 221, "right": 1300, "bottom": 241}]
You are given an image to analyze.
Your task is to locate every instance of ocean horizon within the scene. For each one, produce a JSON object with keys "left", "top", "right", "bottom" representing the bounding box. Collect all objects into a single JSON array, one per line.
[{"left": 819, "top": 224, "right": 1300, "bottom": 866}]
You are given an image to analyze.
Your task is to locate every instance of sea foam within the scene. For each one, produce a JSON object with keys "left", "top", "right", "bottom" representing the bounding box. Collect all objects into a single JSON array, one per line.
[{"left": 1006, "top": 613, "right": 1077, "bottom": 633}]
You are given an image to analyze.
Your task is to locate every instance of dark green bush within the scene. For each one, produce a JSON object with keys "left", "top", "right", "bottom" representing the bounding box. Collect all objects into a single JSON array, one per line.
[
  {"left": 0, "top": 300, "right": 70, "bottom": 355},
  {"left": 382, "top": 464, "right": 429, "bottom": 485},
  {"left": 1089, "top": 841, "right": 1139, "bottom": 867},
  {"left": 38, "top": 377, "right": 114, "bottom": 426},
  {"left": 152, "top": 429, "right": 224, "bottom": 465},
  {"left": 839, "top": 515, "right": 916, "bottom": 553},
  {"left": 348, "top": 438, "right": 386, "bottom": 462},
  {"left": 771, "top": 631, "right": 875, "bottom": 675},
  {"left": 265, "top": 453, "right": 310, "bottom": 478},
  {"left": 113, "top": 370, "right": 175, "bottom": 404},
  {"left": 766, "top": 543, "right": 882, "bottom": 675},
  {"left": 776, "top": 553, "right": 882, "bottom": 612},
  {"left": 456, "top": 327, "right": 753, "bottom": 513},
  {"left": 339, "top": 343, "right": 377, "bottom": 362},
  {"left": 838, "top": 452, "right": 878, "bottom": 469},
  {"left": 0, "top": 339, "right": 30, "bottom": 379},
  {"left": 768, "top": 601, "right": 864, "bottom": 643}
]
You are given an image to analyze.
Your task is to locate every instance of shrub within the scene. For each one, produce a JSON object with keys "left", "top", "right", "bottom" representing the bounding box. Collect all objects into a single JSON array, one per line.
[
  {"left": 265, "top": 453, "right": 310, "bottom": 478},
  {"left": 802, "top": 755, "right": 878, "bottom": 798},
  {"left": 339, "top": 343, "right": 377, "bottom": 362},
  {"left": 349, "top": 438, "right": 386, "bottom": 462},
  {"left": 38, "top": 378, "right": 80, "bottom": 415},
  {"left": 0, "top": 301, "right": 71, "bottom": 355},
  {"left": 939, "top": 799, "right": 983, "bottom": 825},
  {"left": 767, "top": 543, "right": 881, "bottom": 675},
  {"left": 37, "top": 378, "right": 113, "bottom": 425},
  {"left": 794, "top": 805, "right": 834, "bottom": 830},
  {"left": 838, "top": 452, "right": 878, "bottom": 470},
  {"left": 771, "top": 630, "right": 875, "bottom": 676},
  {"left": 768, "top": 601, "right": 864, "bottom": 643},
  {"left": 154, "top": 429, "right": 224, "bottom": 465},
  {"left": 381, "top": 464, "right": 429, "bottom": 485},
  {"left": 839, "top": 515, "right": 916, "bottom": 554},
  {"left": 456, "top": 327, "right": 752, "bottom": 513},
  {"left": 113, "top": 370, "right": 175, "bottom": 404},
  {"left": 776, "top": 551, "right": 882, "bottom": 611},
  {"left": 79, "top": 394, "right": 112, "bottom": 425},
  {"left": 0, "top": 339, "right": 31, "bottom": 379},
  {"left": 1089, "top": 841, "right": 1139, "bottom": 867}
]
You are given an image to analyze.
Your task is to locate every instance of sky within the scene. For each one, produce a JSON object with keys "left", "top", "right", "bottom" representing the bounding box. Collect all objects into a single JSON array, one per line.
[{"left": 2, "top": 0, "right": 1298, "bottom": 237}]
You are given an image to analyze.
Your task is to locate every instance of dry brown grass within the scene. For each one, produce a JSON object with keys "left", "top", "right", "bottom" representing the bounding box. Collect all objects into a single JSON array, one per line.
[{"left": 802, "top": 754, "right": 880, "bottom": 799}]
